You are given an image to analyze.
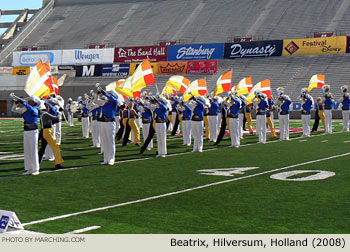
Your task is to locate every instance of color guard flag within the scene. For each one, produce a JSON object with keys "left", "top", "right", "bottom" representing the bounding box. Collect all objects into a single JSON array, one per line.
[
  {"left": 24, "top": 60, "right": 54, "bottom": 98},
  {"left": 183, "top": 79, "right": 207, "bottom": 101},
  {"left": 57, "top": 74, "right": 67, "bottom": 87},
  {"left": 106, "top": 79, "right": 125, "bottom": 92},
  {"left": 115, "top": 77, "right": 134, "bottom": 98},
  {"left": 161, "top": 85, "right": 177, "bottom": 97},
  {"left": 232, "top": 77, "right": 253, "bottom": 96},
  {"left": 130, "top": 58, "right": 155, "bottom": 92},
  {"left": 51, "top": 76, "right": 60, "bottom": 95},
  {"left": 308, "top": 74, "right": 325, "bottom": 92},
  {"left": 165, "top": 75, "right": 191, "bottom": 94},
  {"left": 213, "top": 70, "right": 232, "bottom": 96},
  {"left": 246, "top": 79, "right": 271, "bottom": 104}
]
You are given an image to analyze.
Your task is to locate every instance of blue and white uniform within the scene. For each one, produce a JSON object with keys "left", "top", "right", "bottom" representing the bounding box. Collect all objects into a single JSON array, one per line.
[
  {"left": 99, "top": 93, "right": 118, "bottom": 165},
  {"left": 189, "top": 98, "right": 204, "bottom": 152},
  {"left": 208, "top": 99, "right": 220, "bottom": 142},
  {"left": 340, "top": 93, "right": 350, "bottom": 132},
  {"left": 254, "top": 95, "right": 268, "bottom": 144},
  {"left": 178, "top": 101, "right": 192, "bottom": 146},
  {"left": 152, "top": 100, "right": 168, "bottom": 157},
  {"left": 323, "top": 94, "right": 334, "bottom": 134},
  {"left": 301, "top": 94, "right": 313, "bottom": 137},
  {"left": 228, "top": 97, "right": 241, "bottom": 147},
  {"left": 278, "top": 95, "right": 292, "bottom": 140},
  {"left": 80, "top": 101, "right": 90, "bottom": 138}
]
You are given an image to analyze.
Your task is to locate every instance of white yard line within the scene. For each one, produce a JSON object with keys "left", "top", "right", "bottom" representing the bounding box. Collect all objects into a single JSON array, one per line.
[
  {"left": 64, "top": 226, "right": 101, "bottom": 234},
  {"left": 22, "top": 152, "right": 350, "bottom": 227}
]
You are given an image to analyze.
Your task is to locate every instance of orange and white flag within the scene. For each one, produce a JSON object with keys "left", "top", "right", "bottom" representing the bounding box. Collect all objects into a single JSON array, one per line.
[
  {"left": 165, "top": 75, "right": 191, "bottom": 94},
  {"left": 24, "top": 60, "right": 54, "bottom": 98},
  {"left": 308, "top": 74, "right": 325, "bottom": 92},
  {"left": 130, "top": 58, "right": 155, "bottom": 92},
  {"left": 232, "top": 77, "right": 253, "bottom": 96},
  {"left": 114, "top": 78, "right": 133, "bottom": 98},
  {"left": 213, "top": 70, "right": 232, "bottom": 96},
  {"left": 183, "top": 79, "right": 207, "bottom": 101},
  {"left": 161, "top": 86, "right": 177, "bottom": 97},
  {"left": 246, "top": 79, "right": 271, "bottom": 104}
]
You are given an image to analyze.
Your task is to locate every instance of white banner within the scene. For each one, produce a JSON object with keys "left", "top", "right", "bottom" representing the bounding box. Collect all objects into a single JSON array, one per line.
[
  {"left": 12, "top": 50, "right": 63, "bottom": 66},
  {"left": 61, "top": 48, "right": 114, "bottom": 65},
  {"left": 0, "top": 67, "right": 13, "bottom": 75}
]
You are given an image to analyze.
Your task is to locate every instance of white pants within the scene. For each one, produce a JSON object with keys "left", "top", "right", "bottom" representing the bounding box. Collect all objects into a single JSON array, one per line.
[
  {"left": 208, "top": 115, "right": 218, "bottom": 142},
  {"left": 98, "top": 121, "right": 104, "bottom": 153},
  {"left": 301, "top": 114, "right": 311, "bottom": 137},
  {"left": 256, "top": 114, "right": 266, "bottom": 143},
  {"left": 192, "top": 120, "right": 203, "bottom": 152},
  {"left": 142, "top": 123, "right": 153, "bottom": 149},
  {"left": 82, "top": 117, "right": 90, "bottom": 138},
  {"left": 24, "top": 129, "right": 39, "bottom": 172},
  {"left": 229, "top": 117, "right": 240, "bottom": 147},
  {"left": 279, "top": 114, "right": 289, "bottom": 140},
  {"left": 100, "top": 121, "right": 116, "bottom": 165},
  {"left": 155, "top": 122, "right": 167, "bottom": 156},
  {"left": 91, "top": 119, "right": 100, "bottom": 147},
  {"left": 239, "top": 113, "right": 244, "bottom": 138},
  {"left": 44, "top": 123, "right": 55, "bottom": 160},
  {"left": 324, "top": 109, "right": 332, "bottom": 133},
  {"left": 68, "top": 112, "right": 74, "bottom": 126},
  {"left": 182, "top": 120, "right": 192, "bottom": 145},
  {"left": 342, "top": 110, "right": 349, "bottom": 132},
  {"left": 55, "top": 121, "right": 61, "bottom": 144}
]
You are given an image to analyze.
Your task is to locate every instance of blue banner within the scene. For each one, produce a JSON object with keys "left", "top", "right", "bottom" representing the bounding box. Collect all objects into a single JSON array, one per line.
[
  {"left": 224, "top": 40, "right": 283, "bottom": 58},
  {"left": 75, "top": 65, "right": 102, "bottom": 77},
  {"left": 102, "top": 64, "right": 130, "bottom": 77},
  {"left": 347, "top": 36, "right": 350, "bottom": 53},
  {"left": 167, "top": 43, "right": 224, "bottom": 61}
]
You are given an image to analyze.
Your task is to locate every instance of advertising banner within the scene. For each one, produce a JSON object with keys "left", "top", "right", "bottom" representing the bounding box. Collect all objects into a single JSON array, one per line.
[
  {"left": 158, "top": 61, "right": 187, "bottom": 75},
  {"left": 283, "top": 36, "right": 347, "bottom": 56},
  {"left": 102, "top": 64, "right": 130, "bottom": 77},
  {"left": 12, "top": 67, "right": 30, "bottom": 75},
  {"left": 12, "top": 50, "right": 62, "bottom": 66},
  {"left": 224, "top": 40, "right": 283, "bottom": 58},
  {"left": 168, "top": 43, "right": 224, "bottom": 61},
  {"left": 62, "top": 48, "right": 114, "bottom": 65},
  {"left": 347, "top": 36, "right": 350, "bottom": 53},
  {"left": 186, "top": 60, "right": 217, "bottom": 74},
  {"left": 75, "top": 65, "right": 103, "bottom": 77},
  {"left": 129, "top": 62, "right": 159, "bottom": 75},
  {"left": 0, "top": 67, "right": 13, "bottom": 75},
  {"left": 114, "top": 46, "right": 167, "bottom": 62}
]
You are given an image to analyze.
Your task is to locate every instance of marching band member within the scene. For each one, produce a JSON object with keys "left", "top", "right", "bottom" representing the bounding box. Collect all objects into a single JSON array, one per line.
[
  {"left": 177, "top": 97, "right": 192, "bottom": 146},
  {"left": 79, "top": 97, "right": 90, "bottom": 138},
  {"left": 40, "top": 101, "right": 65, "bottom": 169},
  {"left": 188, "top": 96, "right": 205, "bottom": 152},
  {"left": 300, "top": 88, "right": 313, "bottom": 137},
  {"left": 122, "top": 99, "right": 141, "bottom": 147},
  {"left": 322, "top": 85, "right": 334, "bottom": 134},
  {"left": 43, "top": 98, "right": 59, "bottom": 161},
  {"left": 339, "top": 85, "right": 350, "bottom": 132},
  {"left": 10, "top": 94, "right": 40, "bottom": 175},
  {"left": 170, "top": 95, "right": 180, "bottom": 134},
  {"left": 87, "top": 91, "right": 101, "bottom": 148},
  {"left": 253, "top": 91, "right": 268, "bottom": 144},
  {"left": 276, "top": 87, "right": 291, "bottom": 141},
  {"left": 266, "top": 97, "right": 277, "bottom": 138},
  {"left": 137, "top": 97, "right": 153, "bottom": 150},
  {"left": 95, "top": 86, "right": 119, "bottom": 165},
  {"left": 203, "top": 95, "right": 210, "bottom": 141},
  {"left": 244, "top": 104, "right": 254, "bottom": 134},
  {"left": 150, "top": 96, "right": 168, "bottom": 157},
  {"left": 238, "top": 95, "right": 247, "bottom": 139},
  {"left": 311, "top": 97, "right": 325, "bottom": 132},
  {"left": 227, "top": 94, "right": 241, "bottom": 147},
  {"left": 65, "top": 98, "right": 74, "bottom": 126},
  {"left": 208, "top": 96, "right": 220, "bottom": 142}
]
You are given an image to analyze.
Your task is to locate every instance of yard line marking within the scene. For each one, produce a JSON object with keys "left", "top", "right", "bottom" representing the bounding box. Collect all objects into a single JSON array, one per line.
[
  {"left": 22, "top": 152, "right": 350, "bottom": 227},
  {"left": 64, "top": 226, "right": 101, "bottom": 234}
]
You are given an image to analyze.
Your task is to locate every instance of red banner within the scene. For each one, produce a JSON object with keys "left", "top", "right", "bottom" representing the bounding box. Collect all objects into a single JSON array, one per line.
[
  {"left": 186, "top": 60, "right": 218, "bottom": 74},
  {"left": 114, "top": 46, "right": 168, "bottom": 62}
]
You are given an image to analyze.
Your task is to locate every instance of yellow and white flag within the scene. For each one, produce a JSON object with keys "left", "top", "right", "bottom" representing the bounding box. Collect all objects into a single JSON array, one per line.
[
  {"left": 165, "top": 75, "right": 191, "bottom": 94},
  {"left": 213, "top": 70, "right": 232, "bottom": 96},
  {"left": 183, "top": 79, "right": 207, "bottom": 101},
  {"left": 161, "top": 85, "right": 177, "bottom": 97},
  {"left": 232, "top": 77, "right": 253, "bottom": 96},
  {"left": 24, "top": 60, "right": 54, "bottom": 97},
  {"left": 307, "top": 74, "right": 325, "bottom": 92},
  {"left": 246, "top": 79, "right": 271, "bottom": 104}
]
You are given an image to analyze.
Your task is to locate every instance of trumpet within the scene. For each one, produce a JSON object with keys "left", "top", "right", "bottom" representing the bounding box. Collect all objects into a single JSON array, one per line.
[{"left": 9, "top": 92, "right": 25, "bottom": 103}]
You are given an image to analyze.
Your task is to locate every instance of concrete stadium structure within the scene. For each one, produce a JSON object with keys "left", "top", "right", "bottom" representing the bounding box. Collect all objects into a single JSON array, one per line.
[{"left": 1, "top": 0, "right": 350, "bottom": 117}]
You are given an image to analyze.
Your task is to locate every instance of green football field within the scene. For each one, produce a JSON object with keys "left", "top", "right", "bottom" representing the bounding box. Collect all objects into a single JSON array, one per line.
[{"left": 0, "top": 118, "right": 349, "bottom": 234}]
